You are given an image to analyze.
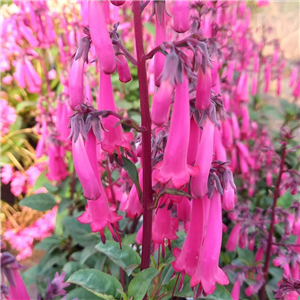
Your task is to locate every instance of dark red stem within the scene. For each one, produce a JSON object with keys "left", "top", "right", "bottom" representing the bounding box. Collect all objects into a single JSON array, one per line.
[
  {"left": 132, "top": 1, "right": 153, "bottom": 271},
  {"left": 259, "top": 144, "right": 287, "bottom": 299}
]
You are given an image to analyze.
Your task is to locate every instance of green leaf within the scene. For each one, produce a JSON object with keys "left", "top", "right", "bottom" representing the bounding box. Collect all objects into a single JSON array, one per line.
[
  {"left": 19, "top": 193, "right": 56, "bottom": 211},
  {"left": 58, "top": 198, "right": 73, "bottom": 214},
  {"left": 80, "top": 245, "right": 98, "bottom": 264},
  {"left": 67, "top": 269, "right": 123, "bottom": 300},
  {"left": 33, "top": 170, "right": 48, "bottom": 191},
  {"left": 95, "top": 241, "right": 141, "bottom": 276},
  {"left": 63, "top": 261, "right": 87, "bottom": 280},
  {"left": 39, "top": 250, "right": 67, "bottom": 274},
  {"left": 203, "top": 284, "right": 232, "bottom": 300},
  {"left": 34, "top": 235, "right": 62, "bottom": 251},
  {"left": 266, "top": 284, "right": 276, "bottom": 300},
  {"left": 115, "top": 155, "right": 142, "bottom": 200},
  {"left": 277, "top": 192, "right": 293, "bottom": 209},
  {"left": 66, "top": 287, "right": 103, "bottom": 300},
  {"left": 43, "top": 182, "right": 58, "bottom": 193},
  {"left": 237, "top": 248, "right": 254, "bottom": 265},
  {"left": 128, "top": 268, "right": 159, "bottom": 300}
]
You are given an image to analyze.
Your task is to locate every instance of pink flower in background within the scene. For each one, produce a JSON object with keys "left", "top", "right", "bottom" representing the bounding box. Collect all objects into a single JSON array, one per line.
[
  {"left": 0, "top": 99, "right": 17, "bottom": 135},
  {"left": 10, "top": 171, "right": 26, "bottom": 197},
  {"left": 1, "top": 164, "right": 14, "bottom": 184}
]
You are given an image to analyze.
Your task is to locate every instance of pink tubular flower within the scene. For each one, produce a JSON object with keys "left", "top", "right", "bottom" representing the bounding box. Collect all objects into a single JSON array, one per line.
[
  {"left": 231, "top": 276, "right": 242, "bottom": 300},
  {"left": 152, "top": 205, "right": 178, "bottom": 257},
  {"left": 195, "top": 66, "right": 212, "bottom": 111},
  {"left": 69, "top": 56, "right": 84, "bottom": 110},
  {"left": 191, "top": 191, "right": 229, "bottom": 294},
  {"left": 77, "top": 132, "right": 122, "bottom": 242},
  {"left": 256, "top": 0, "right": 269, "bottom": 6},
  {"left": 98, "top": 71, "right": 133, "bottom": 154},
  {"left": 225, "top": 223, "right": 241, "bottom": 252},
  {"left": 46, "top": 140, "right": 68, "bottom": 182},
  {"left": 155, "top": 73, "right": 199, "bottom": 188},
  {"left": 187, "top": 116, "right": 201, "bottom": 165},
  {"left": 72, "top": 134, "right": 101, "bottom": 200},
  {"left": 264, "top": 65, "right": 271, "bottom": 93},
  {"left": 235, "top": 72, "right": 249, "bottom": 102},
  {"left": 191, "top": 118, "right": 215, "bottom": 199},
  {"left": 290, "top": 67, "right": 298, "bottom": 87},
  {"left": 153, "top": 1, "right": 166, "bottom": 87},
  {"left": 124, "top": 170, "right": 143, "bottom": 218},
  {"left": 173, "top": 1, "right": 190, "bottom": 33},
  {"left": 252, "top": 73, "right": 258, "bottom": 95},
  {"left": 88, "top": 0, "right": 116, "bottom": 74},
  {"left": 24, "top": 58, "right": 42, "bottom": 93},
  {"left": 0, "top": 164, "right": 14, "bottom": 184},
  {"left": 56, "top": 101, "right": 72, "bottom": 141},
  {"left": 151, "top": 52, "right": 180, "bottom": 126},
  {"left": 222, "top": 170, "right": 236, "bottom": 211},
  {"left": 14, "top": 60, "right": 26, "bottom": 88},
  {"left": 177, "top": 195, "right": 191, "bottom": 224},
  {"left": 292, "top": 77, "right": 300, "bottom": 98},
  {"left": 7, "top": 269, "right": 30, "bottom": 300},
  {"left": 151, "top": 80, "right": 173, "bottom": 125},
  {"left": 172, "top": 198, "right": 206, "bottom": 277},
  {"left": 116, "top": 54, "right": 132, "bottom": 83}
]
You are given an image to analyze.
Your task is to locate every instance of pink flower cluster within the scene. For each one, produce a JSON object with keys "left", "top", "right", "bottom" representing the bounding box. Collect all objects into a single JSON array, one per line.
[
  {"left": 3, "top": 207, "right": 57, "bottom": 261},
  {"left": 1, "top": 164, "right": 46, "bottom": 197},
  {"left": 0, "top": 99, "right": 17, "bottom": 136}
]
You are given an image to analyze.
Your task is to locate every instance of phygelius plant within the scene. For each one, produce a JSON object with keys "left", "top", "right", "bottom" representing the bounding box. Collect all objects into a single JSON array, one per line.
[{"left": 1, "top": 1, "right": 299, "bottom": 300}]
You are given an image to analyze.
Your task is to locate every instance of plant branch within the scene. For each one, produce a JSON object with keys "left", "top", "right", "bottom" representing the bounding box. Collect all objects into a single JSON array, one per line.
[
  {"left": 132, "top": 1, "right": 153, "bottom": 272},
  {"left": 259, "top": 143, "right": 287, "bottom": 299}
]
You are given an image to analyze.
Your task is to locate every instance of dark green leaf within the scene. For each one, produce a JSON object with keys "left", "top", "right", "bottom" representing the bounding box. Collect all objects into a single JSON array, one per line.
[
  {"left": 63, "top": 261, "right": 87, "bottom": 280},
  {"left": 277, "top": 192, "right": 293, "bottom": 209},
  {"left": 19, "top": 193, "right": 56, "bottom": 211},
  {"left": 58, "top": 198, "right": 73, "bottom": 214},
  {"left": 43, "top": 182, "right": 58, "bottom": 193},
  {"left": 115, "top": 155, "right": 142, "bottom": 200},
  {"left": 33, "top": 170, "right": 48, "bottom": 191},
  {"left": 128, "top": 268, "right": 159, "bottom": 300},
  {"left": 66, "top": 287, "right": 103, "bottom": 300},
  {"left": 95, "top": 241, "right": 141, "bottom": 276},
  {"left": 34, "top": 235, "right": 62, "bottom": 251},
  {"left": 67, "top": 269, "right": 122, "bottom": 300}
]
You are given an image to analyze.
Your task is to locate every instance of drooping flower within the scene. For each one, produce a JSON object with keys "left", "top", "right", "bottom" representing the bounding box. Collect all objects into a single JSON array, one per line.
[
  {"left": 72, "top": 134, "right": 101, "bottom": 200},
  {"left": 195, "top": 66, "right": 212, "bottom": 111},
  {"left": 69, "top": 36, "right": 90, "bottom": 110},
  {"left": 152, "top": 205, "right": 178, "bottom": 257},
  {"left": 151, "top": 51, "right": 180, "bottom": 126},
  {"left": 191, "top": 117, "right": 215, "bottom": 199},
  {"left": 155, "top": 73, "right": 199, "bottom": 188},
  {"left": 1, "top": 252, "right": 30, "bottom": 300},
  {"left": 116, "top": 53, "right": 132, "bottom": 83},
  {"left": 173, "top": 1, "right": 190, "bottom": 33},
  {"left": 172, "top": 198, "right": 206, "bottom": 277},
  {"left": 191, "top": 191, "right": 229, "bottom": 294},
  {"left": 88, "top": 0, "right": 116, "bottom": 74},
  {"left": 97, "top": 71, "right": 133, "bottom": 154}
]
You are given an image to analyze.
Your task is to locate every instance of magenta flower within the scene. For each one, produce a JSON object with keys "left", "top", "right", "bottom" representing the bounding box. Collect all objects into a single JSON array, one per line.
[
  {"left": 173, "top": 1, "right": 190, "bottom": 33},
  {"left": 155, "top": 73, "right": 199, "bottom": 188},
  {"left": 46, "top": 140, "right": 69, "bottom": 182},
  {"left": 151, "top": 52, "right": 180, "bottom": 126},
  {"left": 231, "top": 275, "right": 242, "bottom": 300},
  {"left": 195, "top": 66, "right": 212, "bottom": 111},
  {"left": 222, "top": 170, "right": 236, "bottom": 211},
  {"left": 187, "top": 116, "right": 201, "bottom": 164},
  {"left": 56, "top": 101, "right": 72, "bottom": 141},
  {"left": 191, "top": 118, "right": 215, "bottom": 199},
  {"left": 235, "top": 72, "right": 249, "bottom": 102},
  {"left": 177, "top": 195, "right": 191, "bottom": 224},
  {"left": 172, "top": 198, "right": 206, "bottom": 277},
  {"left": 45, "top": 272, "right": 70, "bottom": 299},
  {"left": 0, "top": 164, "right": 13, "bottom": 185},
  {"left": 10, "top": 171, "right": 26, "bottom": 197},
  {"left": 98, "top": 71, "right": 133, "bottom": 154},
  {"left": 116, "top": 54, "right": 132, "bottom": 83},
  {"left": 124, "top": 170, "right": 143, "bottom": 219},
  {"left": 152, "top": 205, "right": 178, "bottom": 257},
  {"left": 72, "top": 134, "right": 101, "bottom": 200},
  {"left": 290, "top": 67, "right": 298, "bottom": 87},
  {"left": 77, "top": 132, "right": 122, "bottom": 242},
  {"left": 226, "top": 223, "right": 241, "bottom": 252},
  {"left": 88, "top": 0, "right": 116, "bottom": 74},
  {"left": 191, "top": 191, "right": 229, "bottom": 294}
]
